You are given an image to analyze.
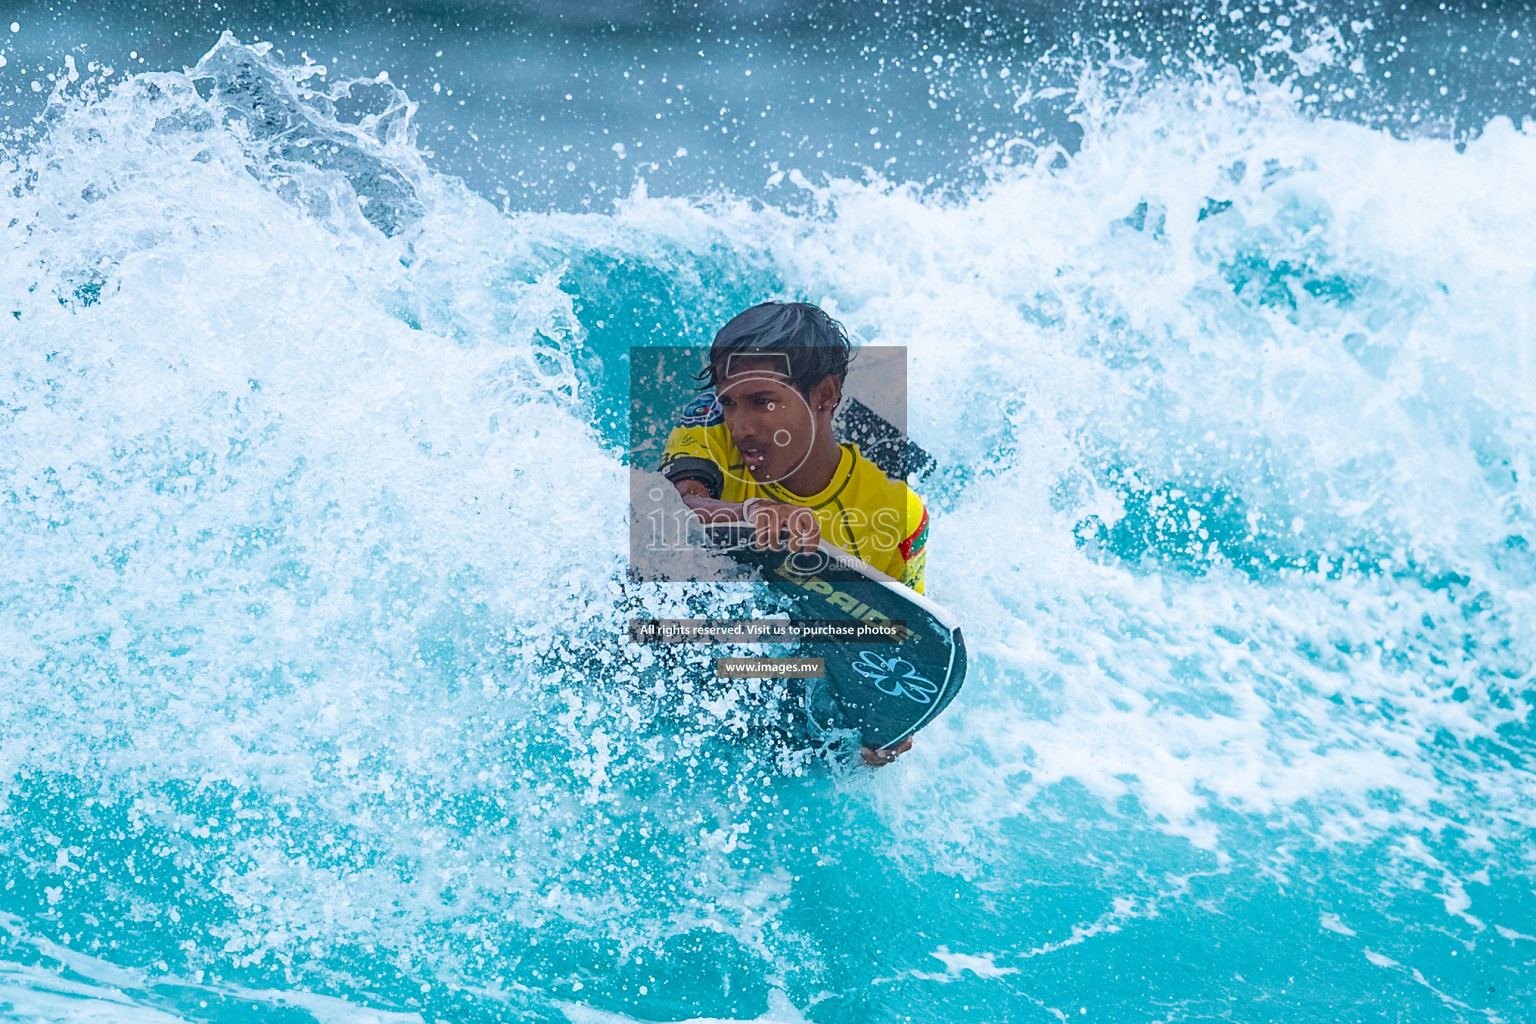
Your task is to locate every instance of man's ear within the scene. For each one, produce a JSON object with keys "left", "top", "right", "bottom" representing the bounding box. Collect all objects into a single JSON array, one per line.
[{"left": 811, "top": 375, "right": 841, "bottom": 413}]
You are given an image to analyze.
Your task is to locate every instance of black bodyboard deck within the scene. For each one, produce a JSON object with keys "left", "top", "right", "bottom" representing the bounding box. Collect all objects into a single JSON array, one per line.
[{"left": 704, "top": 523, "right": 967, "bottom": 749}]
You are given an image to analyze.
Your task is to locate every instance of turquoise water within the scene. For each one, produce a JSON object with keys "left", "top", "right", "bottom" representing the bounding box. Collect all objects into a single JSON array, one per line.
[{"left": 2, "top": 5, "right": 1535, "bottom": 1023}]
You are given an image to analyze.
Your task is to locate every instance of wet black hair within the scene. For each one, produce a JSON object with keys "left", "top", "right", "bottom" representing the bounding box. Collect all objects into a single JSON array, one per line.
[{"left": 695, "top": 301, "right": 853, "bottom": 398}]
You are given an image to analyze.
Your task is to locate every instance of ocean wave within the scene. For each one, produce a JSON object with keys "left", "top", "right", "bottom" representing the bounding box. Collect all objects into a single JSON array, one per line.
[{"left": 1, "top": 31, "right": 1532, "bottom": 1023}]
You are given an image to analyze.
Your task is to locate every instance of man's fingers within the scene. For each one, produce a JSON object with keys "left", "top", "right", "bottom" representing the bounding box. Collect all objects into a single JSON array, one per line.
[
  {"left": 746, "top": 504, "right": 819, "bottom": 552},
  {"left": 859, "top": 737, "right": 913, "bottom": 767},
  {"left": 788, "top": 510, "right": 818, "bottom": 553},
  {"left": 764, "top": 511, "right": 784, "bottom": 550},
  {"left": 749, "top": 504, "right": 774, "bottom": 550}
]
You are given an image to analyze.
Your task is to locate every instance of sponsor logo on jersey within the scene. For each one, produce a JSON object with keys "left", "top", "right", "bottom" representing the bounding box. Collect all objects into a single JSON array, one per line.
[
  {"left": 679, "top": 392, "right": 724, "bottom": 427},
  {"left": 899, "top": 507, "right": 929, "bottom": 560}
]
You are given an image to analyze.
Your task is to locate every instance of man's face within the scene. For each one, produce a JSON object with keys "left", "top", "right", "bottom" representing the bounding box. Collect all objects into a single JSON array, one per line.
[{"left": 714, "top": 356, "right": 816, "bottom": 485}]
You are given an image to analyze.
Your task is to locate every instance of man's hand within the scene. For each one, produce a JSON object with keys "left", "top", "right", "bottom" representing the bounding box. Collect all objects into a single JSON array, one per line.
[
  {"left": 671, "top": 485, "right": 820, "bottom": 553},
  {"left": 860, "top": 737, "right": 913, "bottom": 767},
  {"left": 744, "top": 499, "right": 820, "bottom": 554}
]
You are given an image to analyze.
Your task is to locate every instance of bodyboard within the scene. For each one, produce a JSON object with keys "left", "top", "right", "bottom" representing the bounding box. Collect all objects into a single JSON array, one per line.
[{"left": 704, "top": 523, "right": 967, "bottom": 749}]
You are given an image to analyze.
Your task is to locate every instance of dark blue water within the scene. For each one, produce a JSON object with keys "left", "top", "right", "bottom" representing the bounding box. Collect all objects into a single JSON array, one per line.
[
  {"left": 5, "top": 1, "right": 1534, "bottom": 208},
  {"left": 2, "top": 3, "right": 1534, "bottom": 1022}
]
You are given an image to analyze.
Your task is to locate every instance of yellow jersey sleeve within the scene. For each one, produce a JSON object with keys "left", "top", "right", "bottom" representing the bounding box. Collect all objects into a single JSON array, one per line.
[
  {"left": 896, "top": 485, "right": 929, "bottom": 594},
  {"left": 659, "top": 391, "right": 728, "bottom": 498}
]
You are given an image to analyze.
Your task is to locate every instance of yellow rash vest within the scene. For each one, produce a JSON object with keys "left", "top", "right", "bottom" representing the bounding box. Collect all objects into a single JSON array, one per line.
[{"left": 659, "top": 391, "right": 930, "bottom": 593}]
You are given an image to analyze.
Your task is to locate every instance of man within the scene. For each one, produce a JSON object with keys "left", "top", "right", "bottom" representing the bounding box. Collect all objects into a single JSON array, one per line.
[{"left": 660, "top": 301, "right": 930, "bottom": 766}]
